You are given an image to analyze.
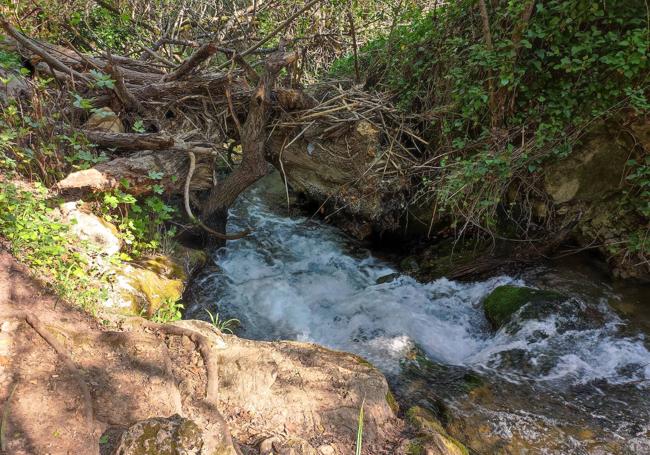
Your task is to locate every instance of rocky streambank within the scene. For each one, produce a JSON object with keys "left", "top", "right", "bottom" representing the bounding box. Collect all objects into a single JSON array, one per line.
[
  {"left": 268, "top": 112, "right": 650, "bottom": 282},
  {"left": 0, "top": 248, "right": 468, "bottom": 455}
]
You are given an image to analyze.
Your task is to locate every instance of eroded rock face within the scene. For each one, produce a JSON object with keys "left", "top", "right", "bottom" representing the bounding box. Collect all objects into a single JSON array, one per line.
[
  {"left": 544, "top": 121, "right": 631, "bottom": 204},
  {"left": 173, "top": 320, "right": 404, "bottom": 454},
  {"left": 268, "top": 119, "right": 407, "bottom": 238},
  {"left": 542, "top": 117, "right": 649, "bottom": 281}
]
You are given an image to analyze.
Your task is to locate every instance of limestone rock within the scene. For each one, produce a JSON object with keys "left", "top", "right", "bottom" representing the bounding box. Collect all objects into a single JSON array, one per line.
[
  {"left": 108, "top": 255, "right": 186, "bottom": 316},
  {"left": 59, "top": 201, "right": 121, "bottom": 256},
  {"left": 85, "top": 107, "right": 124, "bottom": 133},
  {"left": 114, "top": 414, "right": 203, "bottom": 455}
]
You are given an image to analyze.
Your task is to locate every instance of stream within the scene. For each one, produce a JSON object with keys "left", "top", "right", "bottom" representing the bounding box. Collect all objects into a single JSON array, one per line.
[{"left": 187, "top": 174, "right": 650, "bottom": 454}]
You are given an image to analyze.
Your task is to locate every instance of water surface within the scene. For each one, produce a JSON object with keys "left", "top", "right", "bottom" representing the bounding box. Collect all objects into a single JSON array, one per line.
[{"left": 188, "top": 174, "right": 650, "bottom": 454}]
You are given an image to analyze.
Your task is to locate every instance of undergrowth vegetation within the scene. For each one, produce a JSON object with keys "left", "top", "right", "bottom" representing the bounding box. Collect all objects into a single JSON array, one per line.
[
  {"left": 0, "top": 181, "right": 107, "bottom": 310},
  {"left": 0, "top": 46, "right": 177, "bottom": 309},
  {"left": 332, "top": 0, "right": 649, "bottom": 265}
]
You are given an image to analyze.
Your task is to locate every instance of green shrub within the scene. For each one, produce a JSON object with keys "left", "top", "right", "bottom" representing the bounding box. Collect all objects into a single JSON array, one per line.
[
  {"left": 0, "top": 182, "right": 107, "bottom": 310},
  {"left": 332, "top": 0, "right": 648, "bottom": 234}
]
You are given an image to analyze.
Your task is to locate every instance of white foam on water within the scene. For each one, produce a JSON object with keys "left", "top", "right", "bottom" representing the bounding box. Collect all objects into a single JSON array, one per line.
[{"left": 192, "top": 181, "right": 650, "bottom": 385}]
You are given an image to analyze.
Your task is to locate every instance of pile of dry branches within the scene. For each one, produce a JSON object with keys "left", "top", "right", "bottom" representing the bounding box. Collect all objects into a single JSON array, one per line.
[{"left": 1, "top": 8, "right": 423, "bottom": 243}]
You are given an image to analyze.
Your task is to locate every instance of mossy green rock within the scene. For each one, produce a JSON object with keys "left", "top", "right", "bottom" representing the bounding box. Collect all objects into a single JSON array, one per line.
[
  {"left": 483, "top": 285, "right": 565, "bottom": 329},
  {"left": 116, "top": 255, "right": 186, "bottom": 317},
  {"left": 115, "top": 414, "right": 202, "bottom": 455},
  {"left": 406, "top": 406, "right": 469, "bottom": 455}
]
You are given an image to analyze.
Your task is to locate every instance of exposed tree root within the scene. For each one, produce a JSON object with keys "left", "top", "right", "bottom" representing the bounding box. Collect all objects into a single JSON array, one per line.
[
  {"left": 137, "top": 319, "right": 241, "bottom": 454},
  {"left": 8, "top": 311, "right": 94, "bottom": 426}
]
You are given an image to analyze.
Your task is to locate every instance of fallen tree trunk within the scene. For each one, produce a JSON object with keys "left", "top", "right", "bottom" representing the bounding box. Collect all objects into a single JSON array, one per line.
[{"left": 57, "top": 150, "right": 217, "bottom": 196}]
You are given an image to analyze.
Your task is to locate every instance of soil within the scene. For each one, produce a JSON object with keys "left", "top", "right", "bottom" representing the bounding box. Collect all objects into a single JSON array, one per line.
[
  {"left": 0, "top": 246, "right": 407, "bottom": 455},
  {"left": 0, "top": 247, "right": 213, "bottom": 454}
]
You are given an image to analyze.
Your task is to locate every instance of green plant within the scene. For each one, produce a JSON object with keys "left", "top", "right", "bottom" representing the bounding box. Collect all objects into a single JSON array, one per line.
[
  {"left": 355, "top": 398, "right": 365, "bottom": 455},
  {"left": 132, "top": 119, "right": 146, "bottom": 133},
  {"left": 152, "top": 297, "right": 184, "bottom": 323},
  {"left": 332, "top": 0, "right": 648, "bottom": 244},
  {"left": 204, "top": 308, "right": 240, "bottom": 334},
  {"left": 0, "top": 182, "right": 106, "bottom": 310},
  {"left": 99, "top": 184, "right": 176, "bottom": 257}
]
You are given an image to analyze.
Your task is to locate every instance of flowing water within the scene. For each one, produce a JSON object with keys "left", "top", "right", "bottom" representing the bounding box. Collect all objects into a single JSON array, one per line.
[{"left": 188, "top": 174, "right": 650, "bottom": 454}]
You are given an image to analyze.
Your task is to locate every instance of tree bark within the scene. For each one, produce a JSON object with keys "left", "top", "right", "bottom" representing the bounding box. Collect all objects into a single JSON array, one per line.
[{"left": 201, "top": 51, "right": 298, "bottom": 245}]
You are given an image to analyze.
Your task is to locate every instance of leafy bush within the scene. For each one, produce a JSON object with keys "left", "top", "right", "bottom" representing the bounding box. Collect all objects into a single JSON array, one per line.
[
  {"left": 0, "top": 182, "right": 107, "bottom": 310},
  {"left": 334, "top": 0, "right": 648, "bottom": 237}
]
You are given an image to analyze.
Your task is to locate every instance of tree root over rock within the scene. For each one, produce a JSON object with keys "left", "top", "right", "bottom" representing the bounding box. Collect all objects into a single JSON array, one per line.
[{"left": 136, "top": 318, "right": 242, "bottom": 454}]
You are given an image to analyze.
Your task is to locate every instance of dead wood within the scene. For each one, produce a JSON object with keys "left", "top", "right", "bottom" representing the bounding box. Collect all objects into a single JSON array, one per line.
[
  {"left": 201, "top": 51, "right": 299, "bottom": 239},
  {"left": 105, "top": 56, "right": 145, "bottom": 113},
  {"left": 163, "top": 41, "right": 219, "bottom": 82},
  {"left": 57, "top": 149, "right": 216, "bottom": 196},
  {"left": 0, "top": 19, "right": 90, "bottom": 83},
  {"left": 82, "top": 131, "right": 175, "bottom": 151}
]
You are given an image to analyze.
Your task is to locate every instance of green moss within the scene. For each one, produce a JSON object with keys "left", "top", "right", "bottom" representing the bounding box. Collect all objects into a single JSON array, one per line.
[
  {"left": 385, "top": 390, "right": 399, "bottom": 414},
  {"left": 483, "top": 285, "right": 564, "bottom": 329},
  {"left": 117, "top": 416, "right": 202, "bottom": 455},
  {"left": 461, "top": 372, "right": 484, "bottom": 392},
  {"left": 116, "top": 257, "right": 186, "bottom": 317},
  {"left": 406, "top": 438, "right": 425, "bottom": 455},
  {"left": 406, "top": 406, "right": 469, "bottom": 455}
]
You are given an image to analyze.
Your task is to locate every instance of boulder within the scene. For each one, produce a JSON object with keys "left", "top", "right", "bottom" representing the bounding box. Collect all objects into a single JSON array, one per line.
[
  {"left": 483, "top": 285, "right": 565, "bottom": 329},
  {"left": 58, "top": 201, "right": 121, "bottom": 257}
]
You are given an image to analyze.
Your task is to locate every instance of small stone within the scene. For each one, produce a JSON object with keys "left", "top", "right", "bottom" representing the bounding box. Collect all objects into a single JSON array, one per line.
[
  {"left": 317, "top": 444, "right": 335, "bottom": 455},
  {"left": 84, "top": 107, "right": 124, "bottom": 133}
]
